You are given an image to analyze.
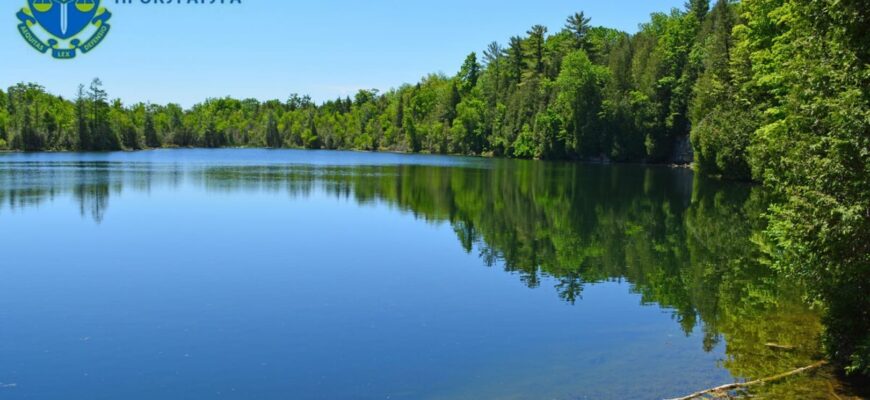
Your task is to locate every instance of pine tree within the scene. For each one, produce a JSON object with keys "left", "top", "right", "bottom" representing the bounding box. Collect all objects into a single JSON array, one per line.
[
  {"left": 458, "top": 52, "right": 481, "bottom": 93},
  {"left": 75, "top": 84, "right": 90, "bottom": 150},
  {"left": 86, "top": 78, "right": 119, "bottom": 151},
  {"left": 483, "top": 41, "right": 504, "bottom": 101},
  {"left": 686, "top": 0, "right": 709, "bottom": 21},
  {"left": 506, "top": 36, "right": 524, "bottom": 85},
  {"left": 565, "top": 12, "right": 592, "bottom": 50},
  {"left": 525, "top": 25, "right": 548, "bottom": 74}
]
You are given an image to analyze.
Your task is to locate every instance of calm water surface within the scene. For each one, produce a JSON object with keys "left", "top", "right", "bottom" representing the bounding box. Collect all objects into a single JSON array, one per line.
[{"left": 0, "top": 150, "right": 834, "bottom": 399}]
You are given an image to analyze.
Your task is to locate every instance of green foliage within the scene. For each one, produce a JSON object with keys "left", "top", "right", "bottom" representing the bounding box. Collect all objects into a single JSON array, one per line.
[
  {"left": 265, "top": 112, "right": 282, "bottom": 148},
  {"left": 691, "top": 104, "right": 754, "bottom": 180},
  {"left": 0, "top": 7, "right": 724, "bottom": 162},
  {"left": 525, "top": 25, "right": 548, "bottom": 75},
  {"left": 113, "top": 100, "right": 139, "bottom": 150},
  {"left": 584, "top": 27, "right": 626, "bottom": 64},
  {"left": 202, "top": 119, "right": 225, "bottom": 148},
  {"left": 683, "top": 0, "right": 868, "bottom": 374},
  {"left": 457, "top": 53, "right": 481, "bottom": 94},
  {"left": 688, "top": 0, "right": 736, "bottom": 123},
  {"left": 685, "top": 0, "right": 710, "bottom": 21},
  {"left": 0, "top": 90, "right": 8, "bottom": 145},
  {"left": 512, "top": 123, "right": 536, "bottom": 158},
  {"left": 303, "top": 114, "right": 319, "bottom": 149},
  {"left": 143, "top": 111, "right": 160, "bottom": 148},
  {"left": 450, "top": 95, "right": 486, "bottom": 154},
  {"left": 86, "top": 79, "right": 121, "bottom": 151},
  {"left": 564, "top": 12, "right": 592, "bottom": 50},
  {"left": 762, "top": 0, "right": 868, "bottom": 375},
  {"left": 74, "top": 85, "right": 89, "bottom": 150},
  {"left": 555, "top": 50, "right": 609, "bottom": 157}
]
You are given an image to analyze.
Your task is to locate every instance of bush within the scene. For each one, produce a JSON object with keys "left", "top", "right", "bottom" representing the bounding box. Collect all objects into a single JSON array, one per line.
[{"left": 691, "top": 105, "right": 754, "bottom": 180}]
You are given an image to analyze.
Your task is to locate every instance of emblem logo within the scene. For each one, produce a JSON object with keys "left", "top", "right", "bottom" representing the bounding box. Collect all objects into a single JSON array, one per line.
[{"left": 17, "top": 0, "right": 111, "bottom": 59}]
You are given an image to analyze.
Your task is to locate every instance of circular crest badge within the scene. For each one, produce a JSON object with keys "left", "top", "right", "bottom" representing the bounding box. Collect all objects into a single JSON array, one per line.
[{"left": 17, "top": 0, "right": 111, "bottom": 59}]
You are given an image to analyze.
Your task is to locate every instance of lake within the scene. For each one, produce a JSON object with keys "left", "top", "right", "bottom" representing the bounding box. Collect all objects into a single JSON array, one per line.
[{"left": 0, "top": 149, "right": 837, "bottom": 399}]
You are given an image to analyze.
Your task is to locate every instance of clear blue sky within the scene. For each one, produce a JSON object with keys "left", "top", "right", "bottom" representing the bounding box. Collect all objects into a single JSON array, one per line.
[{"left": 2, "top": 0, "right": 685, "bottom": 107}]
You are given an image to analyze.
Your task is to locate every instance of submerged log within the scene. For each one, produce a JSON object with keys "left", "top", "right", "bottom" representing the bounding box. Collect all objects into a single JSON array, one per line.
[
  {"left": 764, "top": 342, "right": 796, "bottom": 351},
  {"left": 666, "top": 361, "right": 828, "bottom": 400}
]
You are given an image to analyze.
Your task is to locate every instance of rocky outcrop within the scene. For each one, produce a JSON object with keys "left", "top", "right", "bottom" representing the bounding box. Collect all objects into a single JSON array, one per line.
[{"left": 671, "top": 135, "right": 694, "bottom": 165}]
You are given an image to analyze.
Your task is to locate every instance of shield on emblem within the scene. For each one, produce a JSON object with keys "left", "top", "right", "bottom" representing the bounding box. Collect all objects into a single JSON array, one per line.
[{"left": 28, "top": 0, "right": 100, "bottom": 40}]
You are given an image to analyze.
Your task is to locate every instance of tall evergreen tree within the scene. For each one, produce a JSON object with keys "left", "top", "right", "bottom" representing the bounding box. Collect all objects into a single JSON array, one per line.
[
  {"left": 686, "top": 0, "right": 710, "bottom": 21},
  {"left": 525, "top": 25, "right": 548, "bottom": 75},
  {"left": 86, "top": 78, "right": 120, "bottom": 151},
  {"left": 75, "top": 84, "right": 90, "bottom": 151},
  {"left": 506, "top": 36, "right": 525, "bottom": 86},
  {"left": 483, "top": 41, "right": 504, "bottom": 101},
  {"left": 565, "top": 12, "right": 592, "bottom": 50},
  {"left": 458, "top": 52, "right": 481, "bottom": 93}
]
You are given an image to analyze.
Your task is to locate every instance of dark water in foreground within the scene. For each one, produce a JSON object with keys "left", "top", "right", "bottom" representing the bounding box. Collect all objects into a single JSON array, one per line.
[{"left": 0, "top": 150, "right": 839, "bottom": 399}]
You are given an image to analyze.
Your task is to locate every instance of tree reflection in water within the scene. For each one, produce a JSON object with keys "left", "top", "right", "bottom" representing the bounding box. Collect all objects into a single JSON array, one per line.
[{"left": 0, "top": 158, "right": 851, "bottom": 398}]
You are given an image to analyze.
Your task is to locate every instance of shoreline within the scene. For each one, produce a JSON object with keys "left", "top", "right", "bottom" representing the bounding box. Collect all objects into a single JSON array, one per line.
[{"left": 0, "top": 146, "right": 697, "bottom": 167}]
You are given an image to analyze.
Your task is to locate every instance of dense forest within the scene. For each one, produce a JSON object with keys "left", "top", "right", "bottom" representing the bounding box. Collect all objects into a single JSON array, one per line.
[{"left": 0, "top": 0, "right": 866, "bottom": 376}]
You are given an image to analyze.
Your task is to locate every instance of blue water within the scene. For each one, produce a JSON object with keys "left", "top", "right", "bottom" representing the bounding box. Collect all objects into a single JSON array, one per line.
[{"left": 0, "top": 149, "right": 814, "bottom": 399}]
